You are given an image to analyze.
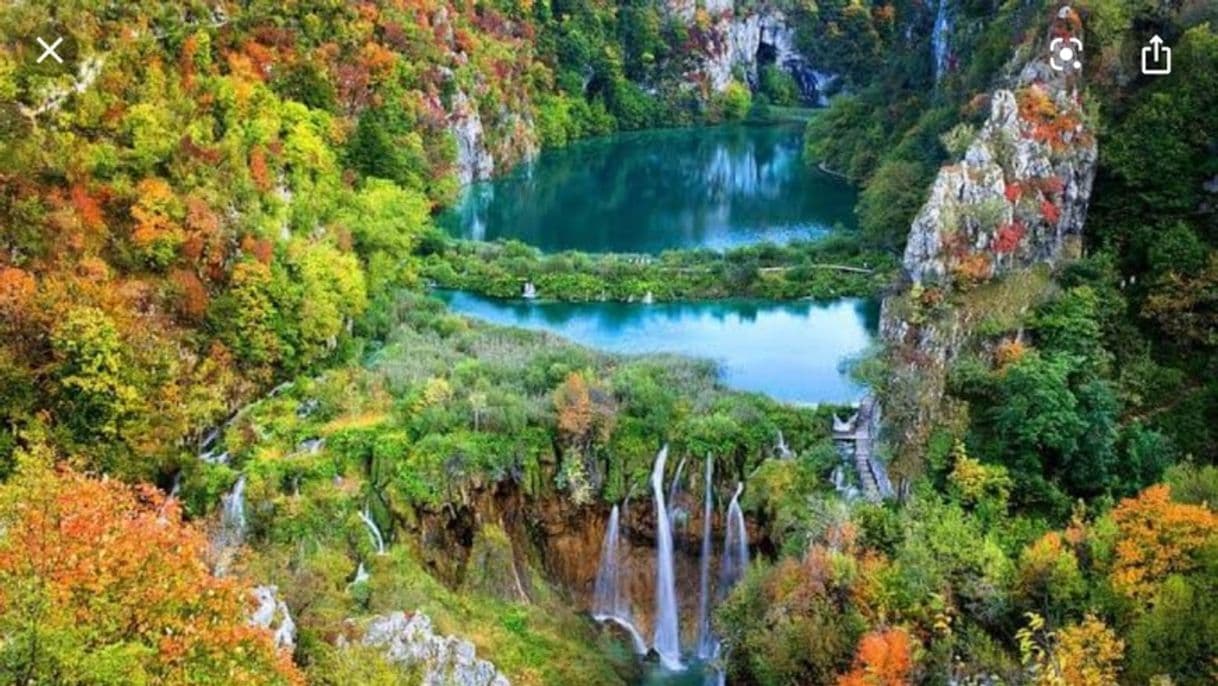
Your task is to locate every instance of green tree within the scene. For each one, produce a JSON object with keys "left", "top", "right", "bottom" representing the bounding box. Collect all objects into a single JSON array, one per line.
[{"left": 51, "top": 307, "right": 141, "bottom": 444}]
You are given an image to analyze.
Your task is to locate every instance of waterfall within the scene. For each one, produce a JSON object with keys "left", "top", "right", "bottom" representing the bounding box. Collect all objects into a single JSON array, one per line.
[
  {"left": 775, "top": 429, "right": 793, "bottom": 459},
  {"left": 593, "top": 505, "right": 623, "bottom": 615},
  {"left": 219, "top": 475, "right": 247, "bottom": 545},
  {"left": 354, "top": 562, "right": 371, "bottom": 585},
  {"left": 696, "top": 455, "right": 716, "bottom": 659},
  {"left": 359, "top": 506, "right": 387, "bottom": 555},
  {"left": 931, "top": 0, "right": 951, "bottom": 81},
  {"left": 592, "top": 505, "right": 647, "bottom": 654},
  {"left": 667, "top": 455, "right": 687, "bottom": 521},
  {"left": 651, "top": 445, "right": 683, "bottom": 670},
  {"left": 718, "top": 483, "right": 748, "bottom": 596},
  {"left": 211, "top": 475, "right": 247, "bottom": 576}
]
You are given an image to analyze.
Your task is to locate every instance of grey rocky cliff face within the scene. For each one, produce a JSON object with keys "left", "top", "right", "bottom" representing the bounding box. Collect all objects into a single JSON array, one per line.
[
  {"left": 362, "top": 611, "right": 510, "bottom": 686},
  {"left": 902, "top": 80, "right": 1096, "bottom": 287},
  {"left": 448, "top": 88, "right": 496, "bottom": 186},
  {"left": 879, "top": 10, "right": 1096, "bottom": 482},
  {"left": 665, "top": 1, "right": 834, "bottom": 104}
]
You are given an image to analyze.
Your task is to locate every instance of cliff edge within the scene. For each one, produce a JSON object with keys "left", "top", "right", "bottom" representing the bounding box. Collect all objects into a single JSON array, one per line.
[{"left": 879, "top": 5, "right": 1097, "bottom": 484}]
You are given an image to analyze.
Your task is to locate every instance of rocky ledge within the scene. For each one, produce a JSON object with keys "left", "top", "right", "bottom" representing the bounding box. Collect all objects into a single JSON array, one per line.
[{"left": 362, "top": 611, "right": 511, "bottom": 686}]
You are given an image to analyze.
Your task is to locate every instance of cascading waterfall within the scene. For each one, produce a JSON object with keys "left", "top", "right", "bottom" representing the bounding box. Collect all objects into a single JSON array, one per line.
[
  {"left": 359, "top": 506, "right": 387, "bottom": 555},
  {"left": 775, "top": 429, "right": 793, "bottom": 459},
  {"left": 219, "top": 475, "right": 247, "bottom": 545},
  {"left": 592, "top": 505, "right": 647, "bottom": 654},
  {"left": 718, "top": 483, "right": 749, "bottom": 596},
  {"left": 210, "top": 475, "right": 248, "bottom": 576},
  {"left": 695, "top": 455, "right": 716, "bottom": 659},
  {"left": 931, "top": 0, "right": 952, "bottom": 81},
  {"left": 667, "top": 455, "right": 687, "bottom": 512},
  {"left": 651, "top": 445, "right": 683, "bottom": 670},
  {"left": 593, "top": 505, "right": 623, "bottom": 615}
]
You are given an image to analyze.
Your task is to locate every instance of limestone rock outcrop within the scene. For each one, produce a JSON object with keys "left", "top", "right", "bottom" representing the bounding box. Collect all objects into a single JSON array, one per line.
[
  {"left": 901, "top": 78, "right": 1095, "bottom": 287},
  {"left": 363, "top": 611, "right": 510, "bottom": 686},
  {"left": 665, "top": 1, "right": 835, "bottom": 104},
  {"left": 448, "top": 87, "right": 496, "bottom": 185},
  {"left": 880, "top": 7, "right": 1096, "bottom": 482},
  {"left": 250, "top": 585, "right": 297, "bottom": 651}
]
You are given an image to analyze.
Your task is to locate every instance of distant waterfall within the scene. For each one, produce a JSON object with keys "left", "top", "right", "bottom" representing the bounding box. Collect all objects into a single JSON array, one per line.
[
  {"left": 667, "top": 455, "right": 687, "bottom": 516},
  {"left": 651, "top": 445, "right": 683, "bottom": 670},
  {"left": 775, "top": 430, "right": 793, "bottom": 459},
  {"left": 219, "top": 475, "right": 247, "bottom": 545},
  {"left": 932, "top": 0, "right": 951, "bottom": 80},
  {"left": 359, "top": 506, "right": 387, "bottom": 555},
  {"left": 718, "top": 483, "right": 749, "bottom": 596},
  {"left": 592, "top": 505, "right": 647, "bottom": 654},
  {"left": 211, "top": 475, "right": 247, "bottom": 576},
  {"left": 696, "top": 455, "right": 716, "bottom": 659}
]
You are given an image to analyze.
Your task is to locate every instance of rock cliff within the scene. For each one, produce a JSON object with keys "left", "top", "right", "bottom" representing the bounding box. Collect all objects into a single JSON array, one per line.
[
  {"left": 880, "top": 6, "right": 1096, "bottom": 482},
  {"left": 666, "top": 1, "right": 835, "bottom": 104},
  {"left": 362, "top": 611, "right": 511, "bottom": 686}
]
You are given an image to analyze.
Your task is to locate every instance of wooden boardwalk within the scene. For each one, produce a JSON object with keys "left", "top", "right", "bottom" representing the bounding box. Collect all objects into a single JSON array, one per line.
[{"left": 831, "top": 396, "right": 894, "bottom": 502}]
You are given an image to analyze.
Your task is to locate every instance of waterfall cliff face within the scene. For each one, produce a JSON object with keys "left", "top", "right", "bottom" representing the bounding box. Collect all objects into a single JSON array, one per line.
[{"left": 880, "top": 7, "right": 1097, "bottom": 479}]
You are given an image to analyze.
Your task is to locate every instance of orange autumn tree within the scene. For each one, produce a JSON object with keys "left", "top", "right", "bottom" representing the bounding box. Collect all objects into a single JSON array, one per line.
[
  {"left": 837, "top": 627, "right": 916, "bottom": 686},
  {"left": 0, "top": 458, "right": 302, "bottom": 685},
  {"left": 1108, "top": 484, "right": 1218, "bottom": 600}
]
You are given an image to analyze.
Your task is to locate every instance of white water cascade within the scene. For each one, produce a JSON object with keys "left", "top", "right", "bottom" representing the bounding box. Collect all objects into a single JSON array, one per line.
[
  {"left": 719, "top": 483, "right": 749, "bottom": 596},
  {"left": 210, "top": 475, "right": 248, "bottom": 576},
  {"left": 651, "top": 445, "right": 683, "bottom": 670},
  {"left": 219, "top": 475, "right": 247, "bottom": 544},
  {"left": 359, "top": 506, "right": 387, "bottom": 555},
  {"left": 932, "top": 0, "right": 952, "bottom": 81},
  {"left": 695, "top": 455, "right": 716, "bottom": 659},
  {"left": 667, "top": 455, "right": 687, "bottom": 516},
  {"left": 592, "top": 505, "right": 648, "bottom": 654}
]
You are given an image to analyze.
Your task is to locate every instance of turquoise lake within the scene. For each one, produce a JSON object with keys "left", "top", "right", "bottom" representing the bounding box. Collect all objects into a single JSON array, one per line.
[
  {"left": 434, "top": 291, "right": 879, "bottom": 405},
  {"left": 438, "top": 123, "right": 857, "bottom": 254}
]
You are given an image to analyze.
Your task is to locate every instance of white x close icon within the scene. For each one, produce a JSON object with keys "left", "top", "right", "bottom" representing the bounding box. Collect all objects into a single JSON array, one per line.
[{"left": 36, "top": 36, "right": 63, "bottom": 64}]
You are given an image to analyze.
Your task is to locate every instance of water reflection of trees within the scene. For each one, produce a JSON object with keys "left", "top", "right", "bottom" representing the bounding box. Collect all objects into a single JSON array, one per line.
[{"left": 439, "top": 124, "right": 858, "bottom": 253}]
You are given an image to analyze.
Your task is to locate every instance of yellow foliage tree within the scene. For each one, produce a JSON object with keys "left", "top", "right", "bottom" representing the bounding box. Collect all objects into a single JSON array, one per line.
[{"left": 1109, "top": 484, "right": 1218, "bottom": 600}]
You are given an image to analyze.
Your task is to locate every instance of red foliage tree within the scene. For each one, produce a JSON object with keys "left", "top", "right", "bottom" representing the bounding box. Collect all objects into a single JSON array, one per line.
[
  {"left": 0, "top": 462, "right": 303, "bottom": 684},
  {"left": 837, "top": 628, "right": 916, "bottom": 686}
]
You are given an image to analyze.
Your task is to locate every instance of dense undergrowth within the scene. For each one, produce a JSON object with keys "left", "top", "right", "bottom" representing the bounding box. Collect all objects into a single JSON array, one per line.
[{"left": 420, "top": 234, "right": 895, "bottom": 302}]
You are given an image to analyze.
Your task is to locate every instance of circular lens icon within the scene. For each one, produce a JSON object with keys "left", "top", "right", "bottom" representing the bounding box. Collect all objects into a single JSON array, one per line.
[{"left": 1050, "top": 37, "right": 1083, "bottom": 72}]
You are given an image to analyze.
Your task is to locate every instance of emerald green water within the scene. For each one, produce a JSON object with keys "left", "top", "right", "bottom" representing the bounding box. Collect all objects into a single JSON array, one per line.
[{"left": 439, "top": 123, "right": 857, "bottom": 254}]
